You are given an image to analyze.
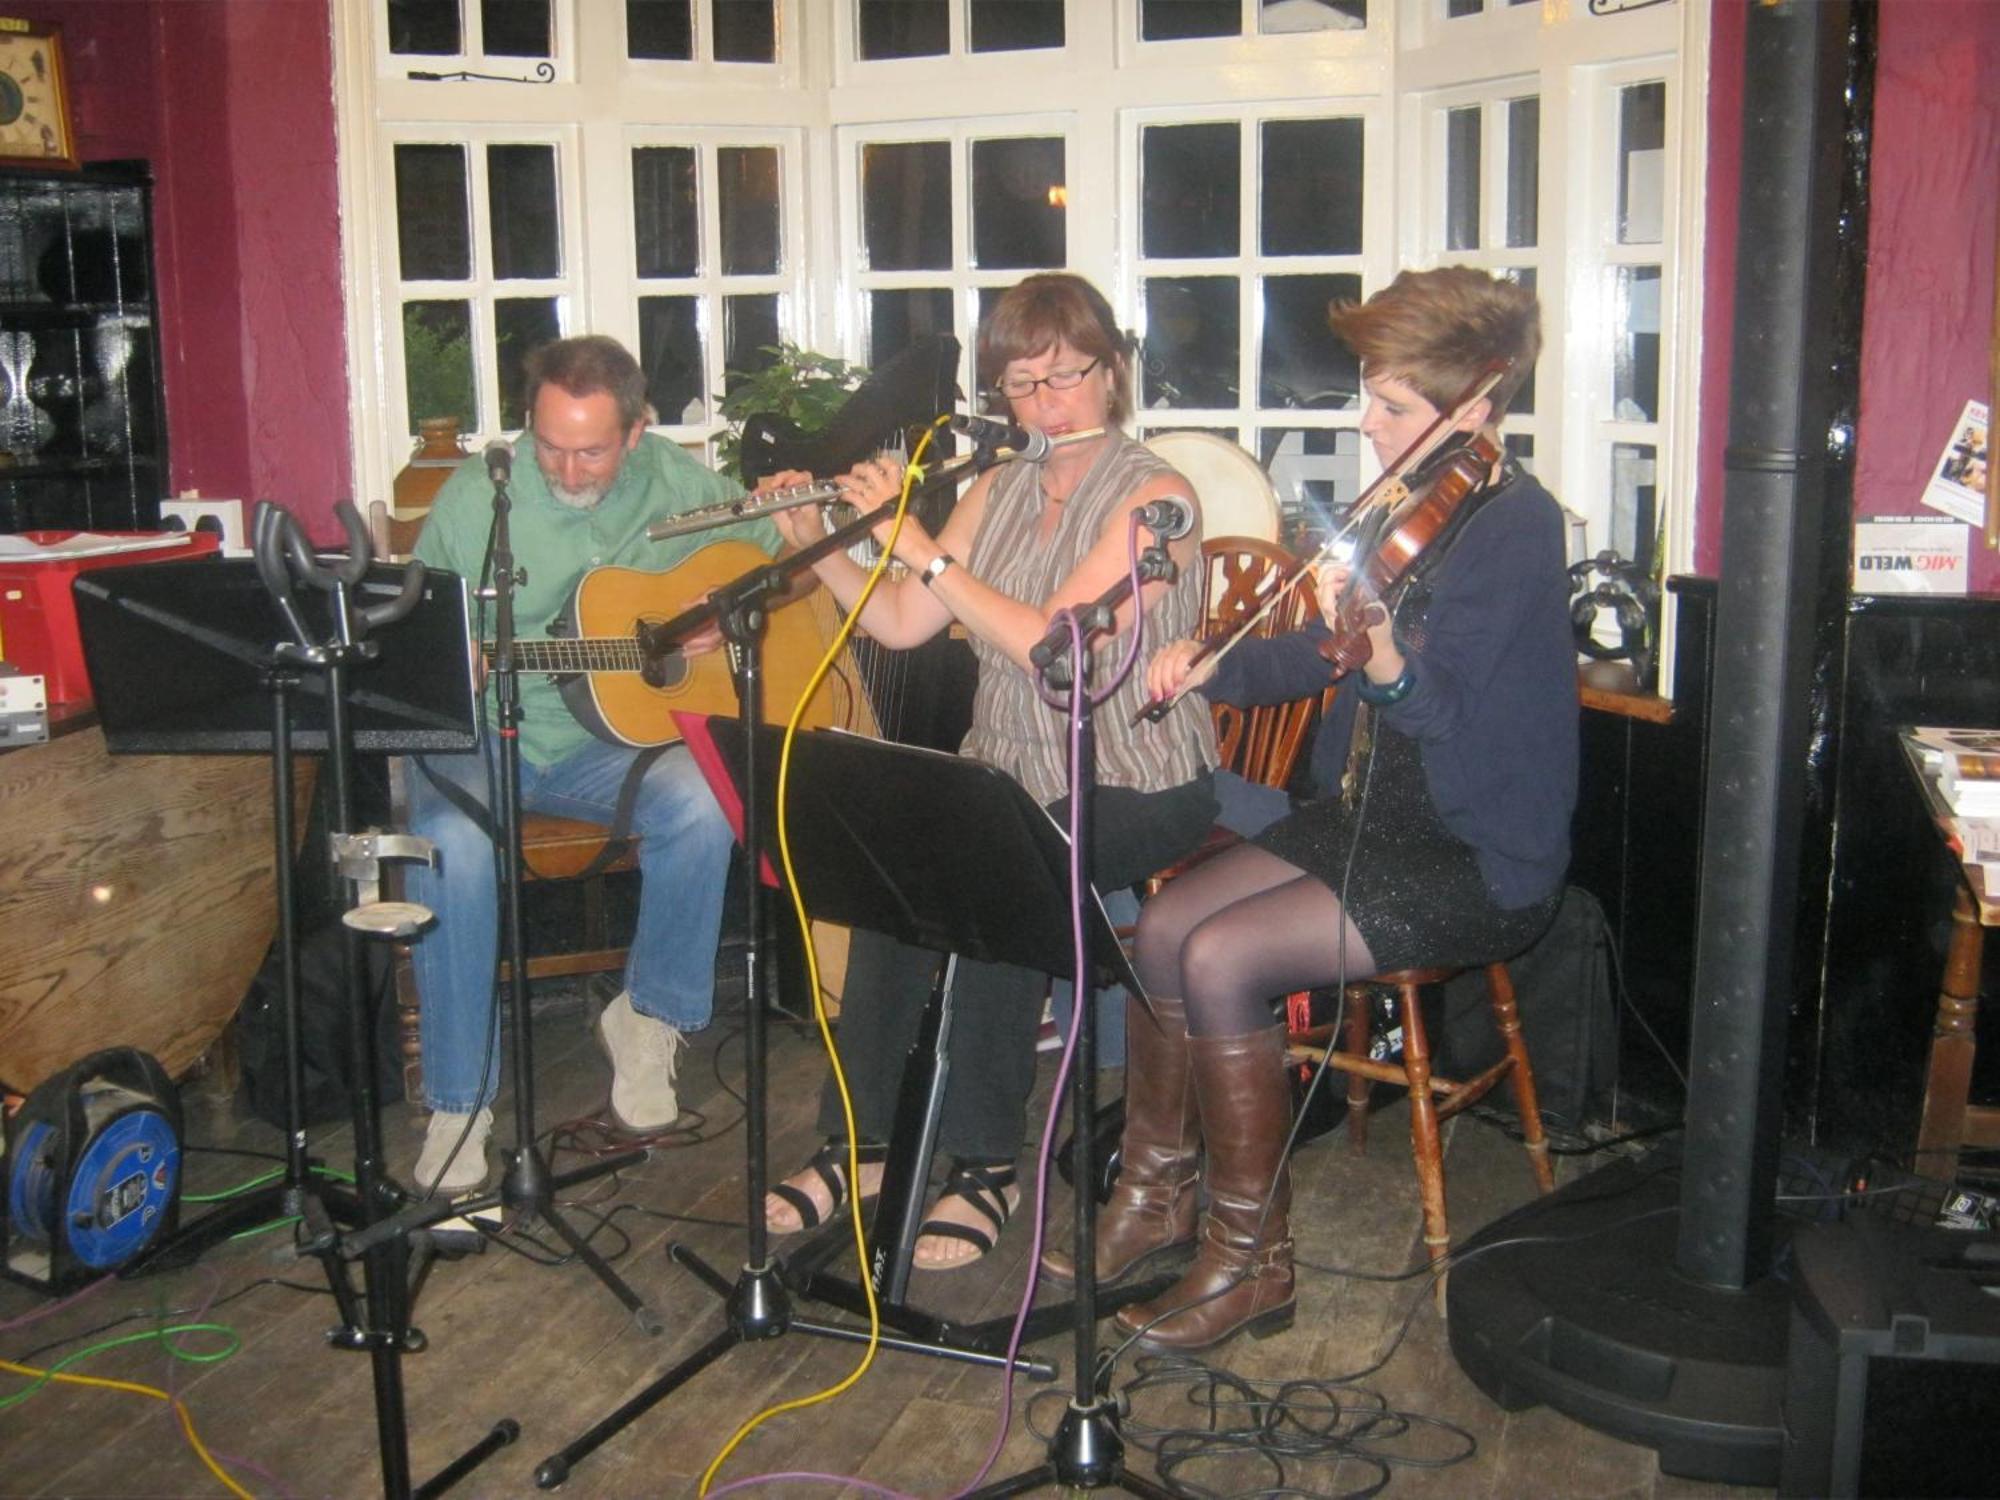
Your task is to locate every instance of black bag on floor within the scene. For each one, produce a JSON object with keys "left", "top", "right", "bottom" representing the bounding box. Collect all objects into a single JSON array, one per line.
[
  {"left": 236, "top": 917, "right": 401, "bottom": 1128},
  {"left": 1434, "top": 885, "right": 1617, "bottom": 1128}
]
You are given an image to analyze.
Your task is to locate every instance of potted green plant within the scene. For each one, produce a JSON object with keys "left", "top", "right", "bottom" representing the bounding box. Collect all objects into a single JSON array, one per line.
[{"left": 714, "top": 342, "right": 869, "bottom": 483}]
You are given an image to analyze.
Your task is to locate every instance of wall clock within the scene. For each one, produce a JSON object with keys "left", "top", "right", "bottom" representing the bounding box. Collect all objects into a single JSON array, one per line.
[{"left": 0, "top": 17, "right": 77, "bottom": 170}]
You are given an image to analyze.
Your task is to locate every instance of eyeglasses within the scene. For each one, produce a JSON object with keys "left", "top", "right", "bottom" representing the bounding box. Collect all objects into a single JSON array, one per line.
[{"left": 995, "top": 358, "right": 1101, "bottom": 400}]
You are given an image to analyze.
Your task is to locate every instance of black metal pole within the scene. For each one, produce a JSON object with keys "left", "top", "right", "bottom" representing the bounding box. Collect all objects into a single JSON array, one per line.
[{"left": 1678, "top": 0, "right": 1852, "bottom": 1291}]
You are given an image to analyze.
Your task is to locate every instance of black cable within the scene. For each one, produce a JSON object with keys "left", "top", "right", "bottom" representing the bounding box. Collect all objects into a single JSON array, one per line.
[
  {"left": 1092, "top": 1351, "right": 1478, "bottom": 1499},
  {"left": 8, "top": 1277, "right": 333, "bottom": 1365}
]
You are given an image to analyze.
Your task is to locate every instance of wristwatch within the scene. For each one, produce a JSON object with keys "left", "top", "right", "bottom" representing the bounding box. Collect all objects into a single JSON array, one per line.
[{"left": 920, "top": 553, "right": 955, "bottom": 588}]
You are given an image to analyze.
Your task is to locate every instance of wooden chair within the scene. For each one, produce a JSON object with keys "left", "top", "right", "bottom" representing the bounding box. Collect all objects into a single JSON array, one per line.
[
  {"left": 1287, "top": 961, "right": 1557, "bottom": 1301},
  {"left": 1145, "top": 537, "right": 1330, "bottom": 890},
  {"left": 365, "top": 499, "right": 643, "bottom": 1100},
  {"left": 1185, "top": 538, "right": 1555, "bottom": 1292}
]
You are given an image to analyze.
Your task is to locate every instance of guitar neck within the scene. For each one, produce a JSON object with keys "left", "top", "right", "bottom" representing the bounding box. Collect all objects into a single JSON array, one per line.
[{"left": 485, "top": 638, "right": 652, "bottom": 674}]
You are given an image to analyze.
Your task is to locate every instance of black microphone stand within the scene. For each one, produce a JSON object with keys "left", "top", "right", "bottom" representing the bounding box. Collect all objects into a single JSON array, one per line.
[
  {"left": 342, "top": 458, "right": 663, "bottom": 1333},
  {"left": 534, "top": 448, "right": 1068, "bottom": 1489},
  {"left": 975, "top": 529, "right": 1179, "bottom": 1499}
]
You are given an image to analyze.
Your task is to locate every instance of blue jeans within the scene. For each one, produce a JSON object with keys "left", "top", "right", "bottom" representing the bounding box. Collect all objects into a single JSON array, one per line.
[{"left": 404, "top": 739, "right": 733, "bottom": 1113}]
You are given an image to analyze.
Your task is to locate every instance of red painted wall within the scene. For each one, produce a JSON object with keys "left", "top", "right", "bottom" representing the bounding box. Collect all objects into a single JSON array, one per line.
[
  {"left": 1697, "top": 0, "right": 2000, "bottom": 595},
  {"left": 24, "top": 0, "right": 350, "bottom": 536},
  {"left": 1851, "top": 0, "right": 2000, "bottom": 595}
]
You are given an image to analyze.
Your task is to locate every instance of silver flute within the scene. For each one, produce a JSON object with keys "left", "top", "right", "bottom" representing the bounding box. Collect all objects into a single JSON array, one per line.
[
  {"left": 645, "top": 426, "right": 1106, "bottom": 543},
  {"left": 645, "top": 477, "right": 845, "bottom": 541}
]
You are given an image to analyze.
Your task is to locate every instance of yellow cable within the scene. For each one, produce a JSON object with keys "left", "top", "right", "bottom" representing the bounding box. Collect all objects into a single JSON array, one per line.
[
  {"left": 0, "top": 1356, "right": 254, "bottom": 1500},
  {"left": 699, "top": 419, "right": 949, "bottom": 1496}
]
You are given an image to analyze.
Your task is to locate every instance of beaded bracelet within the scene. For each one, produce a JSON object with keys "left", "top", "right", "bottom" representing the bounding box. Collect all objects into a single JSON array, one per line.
[{"left": 1354, "top": 662, "right": 1416, "bottom": 706}]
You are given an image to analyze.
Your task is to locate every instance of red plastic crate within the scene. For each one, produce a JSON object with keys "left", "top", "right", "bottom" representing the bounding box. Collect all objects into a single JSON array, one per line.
[{"left": 0, "top": 531, "right": 223, "bottom": 707}]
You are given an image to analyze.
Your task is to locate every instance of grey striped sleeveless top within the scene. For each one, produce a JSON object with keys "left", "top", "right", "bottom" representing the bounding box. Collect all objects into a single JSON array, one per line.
[{"left": 959, "top": 435, "right": 1219, "bottom": 805}]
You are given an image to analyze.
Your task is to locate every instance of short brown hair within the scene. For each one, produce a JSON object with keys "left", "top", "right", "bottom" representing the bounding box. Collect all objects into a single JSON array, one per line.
[
  {"left": 524, "top": 335, "right": 650, "bottom": 430},
  {"left": 977, "top": 273, "right": 1133, "bottom": 425},
  {"left": 1328, "top": 267, "right": 1541, "bottom": 417}
]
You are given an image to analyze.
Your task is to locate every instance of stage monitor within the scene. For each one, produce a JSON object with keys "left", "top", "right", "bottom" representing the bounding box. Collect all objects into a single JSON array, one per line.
[{"left": 73, "top": 556, "right": 480, "bottom": 755}]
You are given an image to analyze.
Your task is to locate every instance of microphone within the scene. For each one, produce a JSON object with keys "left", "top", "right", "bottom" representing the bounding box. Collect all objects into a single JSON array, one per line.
[
  {"left": 1133, "top": 495, "right": 1195, "bottom": 541},
  {"left": 949, "top": 412, "right": 1052, "bottom": 462},
  {"left": 484, "top": 441, "right": 512, "bottom": 483}
]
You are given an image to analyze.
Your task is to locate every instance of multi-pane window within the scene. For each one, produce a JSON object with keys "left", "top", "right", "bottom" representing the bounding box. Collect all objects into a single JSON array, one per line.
[
  {"left": 1131, "top": 107, "right": 1369, "bottom": 543},
  {"left": 1604, "top": 77, "right": 1667, "bottom": 573},
  {"left": 347, "top": 1, "right": 1696, "bottom": 620},
  {"left": 1137, "top": 0, "right": 1368, "bottom": 40},
  {"left": 630, "top": 137, "right": 791, "bottom": 427},
  {"left": 1428, "top": 84, "right": 1543, "bottom": 441},
  {"left": 390, "top": 133, "right": 573, "bottom": 436},
  {"left": 627, "top": 0, "right": 778, "bottom": 62},
  {"left": 855, "top": 0, "right": 1065, "bottom": 58},
  {"left": 851, "top": 123, "right": 1070, "bottom": 381},
  {"left": 388, "top": 0, "right": 551, "bottom": 58},
  {"left": 385, "top": 0, "right": 782, "bottom": 66}
]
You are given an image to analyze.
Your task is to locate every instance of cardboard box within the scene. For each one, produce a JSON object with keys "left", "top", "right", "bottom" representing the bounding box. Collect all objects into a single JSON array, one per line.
[{"left": 0, "top": 531, "right": 222, "bottom": 707}]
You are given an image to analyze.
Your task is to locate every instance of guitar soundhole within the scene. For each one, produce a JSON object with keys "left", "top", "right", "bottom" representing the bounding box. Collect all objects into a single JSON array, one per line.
[{"left": 643, "top": 651, "right": 688, "bottom": 692}]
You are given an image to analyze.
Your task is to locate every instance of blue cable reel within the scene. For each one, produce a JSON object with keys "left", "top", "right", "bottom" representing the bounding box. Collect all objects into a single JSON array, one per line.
[{"left": 3, "top": 1047, "right": 182, "bottom": 1293}]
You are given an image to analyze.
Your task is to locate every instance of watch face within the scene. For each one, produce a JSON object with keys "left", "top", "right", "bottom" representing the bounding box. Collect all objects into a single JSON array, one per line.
[{"left": 0, "top": 36, "right": 69, "bottom": 162}]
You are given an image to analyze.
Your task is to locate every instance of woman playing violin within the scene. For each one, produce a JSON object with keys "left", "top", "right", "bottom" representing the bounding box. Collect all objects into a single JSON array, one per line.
[
  {"left": 760, "top": 272, "right": 1219, "bottom": 1270},
  {"left": 1060, "top": 267, "right": 1579, "bottom": 1351}
]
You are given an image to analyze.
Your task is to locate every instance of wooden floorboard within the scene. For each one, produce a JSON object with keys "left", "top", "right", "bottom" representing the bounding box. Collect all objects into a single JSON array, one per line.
[{"left": 2, "top": 990, "right": 1772, "bottom": 1498}]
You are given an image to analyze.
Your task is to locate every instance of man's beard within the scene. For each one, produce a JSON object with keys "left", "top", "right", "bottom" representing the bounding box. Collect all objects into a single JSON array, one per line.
[{"left": 548, "top": 478, "right": 607, "bottom": 510}]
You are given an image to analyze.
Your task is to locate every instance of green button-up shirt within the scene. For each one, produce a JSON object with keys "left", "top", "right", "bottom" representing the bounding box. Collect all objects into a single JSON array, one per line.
[{"left": 414, "top": 431, "right": 782, "bottom": 767}]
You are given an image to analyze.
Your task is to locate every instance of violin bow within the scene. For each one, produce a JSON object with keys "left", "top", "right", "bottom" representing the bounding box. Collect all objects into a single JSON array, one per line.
[{"left": 1133, "top": 360, "right": 1509, "bottom": 726}]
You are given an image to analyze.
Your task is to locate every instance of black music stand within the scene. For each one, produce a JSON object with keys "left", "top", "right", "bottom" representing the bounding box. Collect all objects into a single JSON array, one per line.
[
  {"left": 76, "top": 554, "right": 477, "bottom": 1275},
  {"left": 73, "top": 516, "right": 513, "bottom": 1499},
  {"left": 535, "top": 719, "right": 1148, "bottom": 1485}
]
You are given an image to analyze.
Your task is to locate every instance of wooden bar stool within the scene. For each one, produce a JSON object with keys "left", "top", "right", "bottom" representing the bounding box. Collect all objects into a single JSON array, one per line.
[{"left": 1288, "top": 962, "right": 1556, "bottom": 1298}]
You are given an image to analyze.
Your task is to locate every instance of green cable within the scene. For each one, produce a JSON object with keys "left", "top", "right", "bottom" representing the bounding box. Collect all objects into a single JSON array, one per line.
[
  {"left": 0, "top": 1323, "right": 241, "bottom": 1412},
  {"left": 182, "top": 1163, "right": 357, "bottom": 1204}
]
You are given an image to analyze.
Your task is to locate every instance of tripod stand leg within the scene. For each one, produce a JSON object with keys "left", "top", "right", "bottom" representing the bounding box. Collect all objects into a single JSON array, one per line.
[
  {"left": 534, "top": 1324, "right": 743, "bottom": 1490},
  {"left": 530, "top": 1189, "right": 666, "bottom": 1335}
]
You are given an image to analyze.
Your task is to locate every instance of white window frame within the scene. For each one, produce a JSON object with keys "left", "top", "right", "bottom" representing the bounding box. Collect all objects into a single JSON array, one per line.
[
  {"left": 616, "top": 125, "right": 811, "bottom": 439},
  {"left": 337, "top": 0, "right": 1708, "bottom": 687},
  {"left": 1120, "top": 97, "right": 1392, "bottom": 449},
  {"left": 373, "top": 123, "right": 582, "bottom": 447}
]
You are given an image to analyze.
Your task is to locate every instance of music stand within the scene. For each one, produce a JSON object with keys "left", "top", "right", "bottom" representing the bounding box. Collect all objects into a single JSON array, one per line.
[
  {"left": 73, "top": 522, "right": 509, "bottom": 1498},
  {"left": 535, "top": 720, "right": 1145, "bottom": 1484},
  {"left": 75, "top": 554, "right": 478, "bottom": 1274}
]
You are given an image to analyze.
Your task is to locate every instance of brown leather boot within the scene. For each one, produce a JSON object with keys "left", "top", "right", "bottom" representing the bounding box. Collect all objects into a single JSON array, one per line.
[
  {"left": 1041, "top": 995, "right": 1199, "bottom": 1287},
  {"left": 1112, "top": 1023, "right": 1295, "bottom": 1351}
]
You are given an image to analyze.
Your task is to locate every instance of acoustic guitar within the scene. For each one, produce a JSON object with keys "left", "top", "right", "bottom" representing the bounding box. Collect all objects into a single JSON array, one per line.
[{"left": 491, "top": 540, "right": 874, "bottom": 747}]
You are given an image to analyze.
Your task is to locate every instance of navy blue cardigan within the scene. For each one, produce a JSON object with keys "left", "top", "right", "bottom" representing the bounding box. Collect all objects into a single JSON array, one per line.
[{"left": 1204, "top": 470, "right": 1578, "bottom": 909}]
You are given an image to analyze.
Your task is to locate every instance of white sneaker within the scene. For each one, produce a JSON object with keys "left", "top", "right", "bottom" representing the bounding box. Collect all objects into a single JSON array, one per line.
[
  {"left": 415, "top": 1106, "right": 493, "bottom": 1196},
  {"left": 596, "top": 990, "right": 683, "bottom": 1131}
]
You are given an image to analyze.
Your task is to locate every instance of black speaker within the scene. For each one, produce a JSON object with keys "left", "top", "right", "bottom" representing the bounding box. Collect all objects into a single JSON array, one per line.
[{"left": 1780, "top": 1213, "right": 2000, "bottom": 1498}]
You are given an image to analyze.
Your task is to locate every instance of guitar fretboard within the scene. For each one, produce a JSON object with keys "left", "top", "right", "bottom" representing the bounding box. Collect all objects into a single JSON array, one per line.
[{"left": 488, "top": 639, "right": 652, "bottom": 674}]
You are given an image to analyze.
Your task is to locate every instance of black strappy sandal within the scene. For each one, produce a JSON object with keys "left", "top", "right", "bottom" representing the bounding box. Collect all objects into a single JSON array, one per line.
[
  {"left": 764, "top": 1140, "right": 886, "bottom": 1233},
  {"left": 912, "top": 1159, "right": 1021, "bottom": 1271}
]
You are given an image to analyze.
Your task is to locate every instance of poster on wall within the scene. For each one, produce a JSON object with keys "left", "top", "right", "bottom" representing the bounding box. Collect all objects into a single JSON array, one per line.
[
  {"left": 1853, "top": 519, "right": 1970, "bottom": 594},
  {"left": 1919, "top": 398, "right": 1989, "bottom": 526}
]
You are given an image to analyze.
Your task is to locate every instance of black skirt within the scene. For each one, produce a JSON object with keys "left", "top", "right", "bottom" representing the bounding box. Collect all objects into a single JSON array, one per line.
[{"left": 1253, "top": 718, "right": 1557, "bottom": 974}]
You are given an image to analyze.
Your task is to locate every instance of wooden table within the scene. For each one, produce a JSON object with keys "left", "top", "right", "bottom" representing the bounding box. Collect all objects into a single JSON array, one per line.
[
  {"left": 0, "top": 706, "right": 299, "bottom": 1094},
  {"left": 1900, "top": 730, "right": 2000, "bottom": 1181}
]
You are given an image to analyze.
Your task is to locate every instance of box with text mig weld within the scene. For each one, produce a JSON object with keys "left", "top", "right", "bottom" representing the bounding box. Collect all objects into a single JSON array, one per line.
[{"left": 0, "top": 531, "right": 221, "bottom": 707}]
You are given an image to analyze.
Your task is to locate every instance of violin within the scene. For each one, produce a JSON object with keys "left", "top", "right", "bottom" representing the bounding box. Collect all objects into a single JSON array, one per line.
[
  {"left": 1133, "top": 361, "right": 1510, "bottom": 724},
  {"left": 1317, "top": 430, "right": 1502, "bottom": 674}
]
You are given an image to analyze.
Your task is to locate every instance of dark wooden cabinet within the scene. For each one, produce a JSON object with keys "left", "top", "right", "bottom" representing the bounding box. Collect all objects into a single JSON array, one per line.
[{"left": 0, "top": 161, "right": 166, "bottom": 533}]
